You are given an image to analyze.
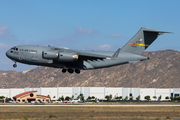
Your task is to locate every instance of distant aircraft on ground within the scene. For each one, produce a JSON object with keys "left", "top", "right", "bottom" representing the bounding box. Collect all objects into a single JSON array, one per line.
[{"left": 6, "top": 27, "right": 169, "bottom": 74}]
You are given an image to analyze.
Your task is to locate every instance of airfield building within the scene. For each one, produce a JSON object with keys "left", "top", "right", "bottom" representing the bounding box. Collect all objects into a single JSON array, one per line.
[
  {"left": 0, "top": 87, "right": 180, "bottom": 102},
  {"left": 13, "top": 90, "right": 50, "bottom": 103}
]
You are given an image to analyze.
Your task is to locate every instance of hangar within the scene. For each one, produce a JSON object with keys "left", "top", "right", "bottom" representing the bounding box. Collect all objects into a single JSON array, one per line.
[{"left": 13, "top": 90, "right": 50, "bottom": 103}]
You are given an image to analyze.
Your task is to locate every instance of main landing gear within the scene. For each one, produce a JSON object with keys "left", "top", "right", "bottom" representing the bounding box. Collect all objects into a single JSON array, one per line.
[
  {"left": 62, "top": 68, "right": 80, "bottom": 74},
  {"left": 13, "top": 62, "right": 17, "bottom": 68}
]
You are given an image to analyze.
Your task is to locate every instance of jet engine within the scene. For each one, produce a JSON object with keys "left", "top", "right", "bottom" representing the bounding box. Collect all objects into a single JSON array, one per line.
[
  {"left": 42, "top": 51, "right": 58, "bottom": 59},
  {"left": 42, "top": 51, "right": 78, "bottom": 62},
  {"left": 58, "top": 52, "right": 78, "bottom": 62}
]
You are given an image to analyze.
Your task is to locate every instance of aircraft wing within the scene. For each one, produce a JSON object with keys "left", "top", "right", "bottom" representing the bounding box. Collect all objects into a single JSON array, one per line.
[
  {"left": 78, "top": 52, "right": 108, "bottom": 61},
  {"left": 54, "top": 47, "right": 110, "bottom": 61}
]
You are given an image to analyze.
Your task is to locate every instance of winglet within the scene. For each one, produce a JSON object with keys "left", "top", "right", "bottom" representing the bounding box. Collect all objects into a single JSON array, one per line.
[{"left": 112, "top": 48, "right": 121, "bottom": 57}]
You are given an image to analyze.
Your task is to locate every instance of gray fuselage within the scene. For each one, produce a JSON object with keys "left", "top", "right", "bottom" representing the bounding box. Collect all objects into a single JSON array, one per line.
[{"left": 6, "top": 45, "right": 148, "bottom": 70}]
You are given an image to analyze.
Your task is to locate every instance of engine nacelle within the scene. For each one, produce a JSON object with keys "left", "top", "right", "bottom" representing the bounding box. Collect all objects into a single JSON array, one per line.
[
  {"left": 42, "top": 51, "right": 58, "bottom": 59},
  {"left": 58, "top": 52, "right": 78, "bottom": 62}
]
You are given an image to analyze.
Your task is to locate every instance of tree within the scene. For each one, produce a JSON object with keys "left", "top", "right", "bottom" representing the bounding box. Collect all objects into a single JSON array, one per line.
[
  {"left": 119, "top": 96, "right": 122, "bottom": 100},
  {"left": 0, "top": 96, "right": 5, "bottom": 99},
  {"left": 136, "top": 95, "right": 140, "bottom": 101},
  {"left": 81, "top": 95, "right": 84, "bottom": 101},
  {"left": 170, "top": 96, "right": 174, "bottom": 101},
  {"left": 177, "top": 97, "right": 180, "bottom": 101},
  {"left": 5, "top": 97, "right": 12, "bottom": 102},
  {"left": 71, "top": 95, "right": 74, "bottom": 100},
  {"left": 165, "top": 96, "right": 169, "bottom": 100},
  {"left": 53, "top": 96, "right": 56, "bottom": 98},
  {"left": 175, "top": 95, "right": 179, "bottom": 100},
  {"left": 92, "top": 96, "right": 95, "bottom": 99},
  {"left": 159, "top": 95, "right": 162, "bottom": 101},
  {"left": 125, "top": 96, "right": 128, "bottom": 101},
  {"left": 105, "top": 95, "right": 110, "bottom": 101},
  {"left": 153, "top": 96, "right": 157, "bottom": 100},
  {"left": 78, "top": 95, "right": 81, "bottom": 99},
  {"left": 144, "top": 95, "right": 151, "bottom": 101},
  {"left": 88, "top": 96, "right": 92, "bottom": 100},
  {"left": 58, "top": 97, "right": 61, "bottom": 101},
  {"left": 65, "top": 96, "right": 71, "bottom": 101},
  {"left": 61, "top": 95, "right": 64, "bottom": 101},
  {"left": 110, "top": 94, "right": 112, "bottom": 100}
]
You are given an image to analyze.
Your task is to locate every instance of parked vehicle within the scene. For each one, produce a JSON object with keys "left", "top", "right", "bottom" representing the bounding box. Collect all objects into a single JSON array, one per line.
[
  {"left": 55, "top": 100, "right": 62, "bottom": 103},
  {"left": 8, "top": 100, "right": 16, "bottom": 103}
]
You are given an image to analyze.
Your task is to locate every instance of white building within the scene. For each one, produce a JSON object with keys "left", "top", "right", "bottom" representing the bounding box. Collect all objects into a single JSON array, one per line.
[{"left": 0, "top": 87, "right": 179, "bottom": 101}]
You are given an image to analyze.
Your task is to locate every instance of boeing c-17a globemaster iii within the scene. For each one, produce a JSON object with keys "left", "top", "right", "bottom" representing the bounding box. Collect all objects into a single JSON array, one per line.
[{"left": 6, "top": 27, "right": 169, "bottom": 74}]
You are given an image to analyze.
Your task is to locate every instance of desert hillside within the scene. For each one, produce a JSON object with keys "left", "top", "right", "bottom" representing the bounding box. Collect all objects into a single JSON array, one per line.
[{"left": 0, "top": 50, "right": 180, "bottom": 88}]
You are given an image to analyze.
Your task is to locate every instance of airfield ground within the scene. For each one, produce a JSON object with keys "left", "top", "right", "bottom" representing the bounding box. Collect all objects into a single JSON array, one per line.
[{"left": 0, "top": 103, "right": 180, "bottom": 120}]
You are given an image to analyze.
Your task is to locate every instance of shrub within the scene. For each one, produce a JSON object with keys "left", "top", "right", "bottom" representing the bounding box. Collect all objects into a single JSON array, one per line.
[
  {"left": 23, "top": 116, "right": 29, "bottom": 120},
  {"left": 166, "top": 116, "right": 171, "bottom": 119},
  {"left": 49, "top": 114, "right": 53, "bottom": 118},
  {"left": 115, "top": 96, "right": 122, "bottom": 100}
]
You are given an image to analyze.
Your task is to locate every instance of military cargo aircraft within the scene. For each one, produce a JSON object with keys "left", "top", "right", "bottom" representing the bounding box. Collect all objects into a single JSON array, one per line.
[{"left": 6, "top": 27, "right": 169, "bottom": 74}]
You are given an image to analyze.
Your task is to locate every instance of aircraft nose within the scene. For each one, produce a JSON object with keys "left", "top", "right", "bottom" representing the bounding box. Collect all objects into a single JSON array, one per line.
[{"left": 6, "top": 50, "right": 10, "bottom": 58}]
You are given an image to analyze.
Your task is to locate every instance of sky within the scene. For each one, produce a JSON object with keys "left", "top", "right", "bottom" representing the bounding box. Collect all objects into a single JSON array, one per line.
[{"left": 0, "top": 0, "right": 180, "bottom": 71}]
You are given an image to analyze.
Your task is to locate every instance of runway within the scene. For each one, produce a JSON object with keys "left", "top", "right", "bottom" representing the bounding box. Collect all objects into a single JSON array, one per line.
[{"left": 0, "top": 104, "right": 180, "bottom": 107}]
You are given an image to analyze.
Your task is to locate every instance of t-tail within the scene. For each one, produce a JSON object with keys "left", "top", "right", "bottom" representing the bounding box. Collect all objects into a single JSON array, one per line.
[{"left": 120, "top": 27, "right": 170, "bottom": 54}]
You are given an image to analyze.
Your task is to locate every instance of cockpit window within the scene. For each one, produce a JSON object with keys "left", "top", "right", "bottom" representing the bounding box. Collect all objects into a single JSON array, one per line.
[{"left": 11, "top": 47, "right": 18, "bottom": 51}]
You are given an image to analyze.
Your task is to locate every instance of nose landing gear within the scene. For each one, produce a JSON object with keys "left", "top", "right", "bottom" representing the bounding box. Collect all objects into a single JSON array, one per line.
[{"left": 13, "top": 62, "right": 17, "bottom": 68}]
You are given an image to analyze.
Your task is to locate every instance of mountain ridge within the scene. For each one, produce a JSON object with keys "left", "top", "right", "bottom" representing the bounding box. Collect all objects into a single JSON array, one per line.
[{"left": 0, "top": 49, "right": 180, "bottom": 88}]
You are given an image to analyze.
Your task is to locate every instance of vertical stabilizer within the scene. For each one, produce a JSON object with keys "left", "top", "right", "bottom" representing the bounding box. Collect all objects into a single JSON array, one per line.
[{"left": 120, "top": 27, "right": 169, "bottom": 54}]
